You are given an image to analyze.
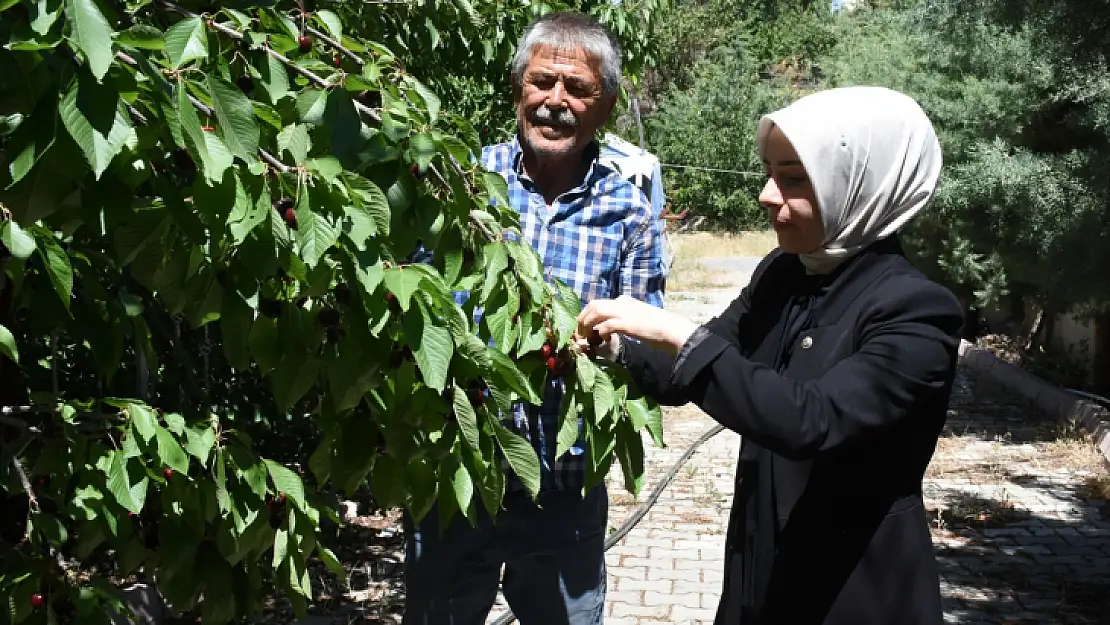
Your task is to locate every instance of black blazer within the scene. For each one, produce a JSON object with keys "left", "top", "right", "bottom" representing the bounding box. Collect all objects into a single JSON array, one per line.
[{"left": 620, "top": 236, "right": 964, "bottom": 625}]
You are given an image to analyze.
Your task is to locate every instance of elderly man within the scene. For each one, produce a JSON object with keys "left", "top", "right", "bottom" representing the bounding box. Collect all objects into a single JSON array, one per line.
[{"left": 402, "top": 11, "right": 667, "bottom": 625}]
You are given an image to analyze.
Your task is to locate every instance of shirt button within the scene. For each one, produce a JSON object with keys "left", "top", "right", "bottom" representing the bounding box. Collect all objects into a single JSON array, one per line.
[{"left": 801, "top": 336, "right": 813, "bottom": 349}]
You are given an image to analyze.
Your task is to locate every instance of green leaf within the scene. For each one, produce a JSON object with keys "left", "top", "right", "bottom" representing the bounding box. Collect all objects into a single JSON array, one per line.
[
  {"left": 0, "top": 324, "right": 18, "bottom": 364},
  {"left": 556, "top": 385, "right": 582, "bottom": 461},
  {"left": 185, "top": 426, "right": 216, "bottom": 466},
  {"left": 0, "top": 221, "right": 35, "bottom": 259},
  {"left": 59, "top": 73, "right": 134, "bottom": 179},
  {"left": 177, "top": 79, "right": 232, "bottom": 184},
  {"left": 404, "top": 300, "right": 453, "bottom": 393},
  {"left": 260, "top": 53, "right": 290, "bottom": 104},
  {"left": 66, "top": 0, "right": 114, "bottom": 81},
  {"left": 277, "top": 124, "right": 311, "bottom": 164},
  {"left": 228, "top": 172, "right": 268, "bottom": 245},
  {"left": 576, "top": 354, "right": 598, "bottom": 392},
  {"left": 328, "top": 339, "right": 381, "bottom": 411},
  {"left": 452, "top": 384, "right": 481, "bottom": 452},
  {"left": 627, "top": 395, "right": 665, "bottom": 448},
  {"left": 591, "top": 372, "right": 616, "bottom": 421},
  {"left": 264, "top": 459, "right": 305, "bottom": 510},
  {"left": 272, "top": 526, "right": 289, "bottom": 568},
  {"left": 272, "top": 352, "right": 321, "bottom": 412},
  {"left": 492, "top": 423, "right": 541, "bottom": 498},
  {"left": 248, "top": 316, "right": 280, "bottom": 374},
  {"left": 404, "top": 76, "right": 441, "bottom": 124},
  {"left": 163, "top": 413, "right": 186, "bottom": 435},
  {"left": 480, "top": 244, "right": 509, "bottom": 301},
  {"left": 451, "top": 461, "right": 474, "bottom": 514},
  {"left": 220, "top": 292, "right": 253, "bottom": 369},
  {"left": 482, "top": 171, "right": 510, "bottom": 209},
  {"left": 314, "top": 9, "right": 343, "bottom": 42},
  {"left": 384, "top": 266, "right": 422, "bottom": 312},
  {"left": 105, "top": 452, "right": 141, "bottom": 514},
  {"left": 36, "top": 232, "right": 72, "bottom": 311},
  {"left": 118, "top": 24, "right": 165, "bottom": 50},
  {"left": 306, "top": 157, "right": 342, "bottom": 182},
  {"left": 128, "top": 402, "right": 157, "bottom": 443},
  {"left": 409, "top": 132, "right": 436, "bottom": 171},
  {"left": 295, "top": 197, "right": 338, "bottom": 269},
  {"left": 585, "top": 421, "right": 616, "bottom": 493},
  {"left": 207, "top": 74, "right": 260, "bottom": 163},
  {"left": 164, "top": 16, "right": 208, "bottom": 69},
  {"left": 615, "top": 417, "right": 645, "bottom": 496},
  {"left": 156, "top": 428, "right": 189, "bottom": 474},
  {"left": 114, "top": 210, "right": 170, "bottom": 267},
  {"left": 324, "top": 89, "right": 362, "bottom": 164},
  {"left": 317, "top": 545, "right": 345, "bottom": 578},
  {"left": 296, "top": 89, "right": 328, "bottom": 124},
  {"left": 487, "top": 349, "right": 543, "bottom": 405},
  {"left": 346, "top": 175, "right": 391, "bottom": 239},
  {"left": 31, "top": 0, "right": 63, "bottom": 35}
]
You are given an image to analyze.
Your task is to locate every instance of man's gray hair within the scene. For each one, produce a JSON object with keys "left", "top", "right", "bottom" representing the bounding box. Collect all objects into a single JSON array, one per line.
[{"left": 511, "top": 12, "right": 622, "bottom": 96}]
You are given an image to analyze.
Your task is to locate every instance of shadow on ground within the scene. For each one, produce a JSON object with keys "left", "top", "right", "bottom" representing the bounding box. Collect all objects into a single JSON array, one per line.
[{"left": 926, "top": 369, "right": 1110, "bottom": 625}]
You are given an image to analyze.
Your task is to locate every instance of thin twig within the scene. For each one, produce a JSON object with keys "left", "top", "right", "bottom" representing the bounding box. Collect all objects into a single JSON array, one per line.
[
  {"left": 0, "top": 416, "right": 42, "bottom": 433},
  {"left": 11, "top": 456, "right": 39, "bottom": 513},
  {"left": 157, "top": 0, "right": 382, "bottom": 123},
  {"left": 156, "top": 0, "right": 501, "bottom": 241},
  {"left": 1, "top": 405, "right": 125, "bottom": 421},
  {"left": 303, "top": 25, "right": 363, "bottom": 65},
  {"left": 115, "top": 51, "right": 292, "bottom": 174}
]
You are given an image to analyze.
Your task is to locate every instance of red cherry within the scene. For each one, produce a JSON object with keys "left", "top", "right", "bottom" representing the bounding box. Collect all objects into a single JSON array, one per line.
[
  {"left": 163, "top": 468, "right": 174, "bottom": 479},
  {"left": 201, "top": 125, "right": 214, "bottom": 132},
  {"left": 284, "top": 207, "right": 298, "bottom": 229},
  {"left": 541, "top": 344, "right": 553, "bottom": 359},
  {"left": 333, "top": 54, "right": 342, "bottom": 67},
  {"left": 30, "top": 594, "right": 44, "bottom": 608},
  {"left": 298, "top": 35, "right": 312, "bottom": 51},
  {"left": 588, "top": 330, "right": 603, "bottom": 347},
  {"left": 546, "top": 356, "right": 559, "bottom": 373},
  {"left": 277, "top": 493, "right": 287, "bottom": 504},
  {"left": 385, "top": 291, "right": 397, "bottom": 304}
]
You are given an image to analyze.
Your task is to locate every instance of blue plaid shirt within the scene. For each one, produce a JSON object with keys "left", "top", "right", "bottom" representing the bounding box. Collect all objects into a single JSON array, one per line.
[{"left": 481, "top": 137, "right": 666, "bottom": 494}]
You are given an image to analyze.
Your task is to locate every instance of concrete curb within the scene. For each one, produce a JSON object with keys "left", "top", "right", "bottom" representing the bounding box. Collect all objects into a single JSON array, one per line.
[{"left": 958, "top": 339, "right": 1110, "bottom": 466}]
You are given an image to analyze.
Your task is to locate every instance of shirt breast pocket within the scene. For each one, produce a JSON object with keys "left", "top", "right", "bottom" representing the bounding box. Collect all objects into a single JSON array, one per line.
[{"left": 548, "top": 221, "right": 625, "bottom": 300}]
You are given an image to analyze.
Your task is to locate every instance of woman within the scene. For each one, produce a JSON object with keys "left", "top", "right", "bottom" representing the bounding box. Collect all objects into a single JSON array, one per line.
[{"left": 576, "top": 86, "right": 963, "bottom": 624}]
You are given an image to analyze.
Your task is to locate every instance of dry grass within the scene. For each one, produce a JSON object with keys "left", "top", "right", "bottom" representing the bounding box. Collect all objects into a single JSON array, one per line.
[
  {"left": 669, "top": 230, "right": 779, "bottom": 259},
  {"left": 666, "top": 230, "right": 778, "bottom": 291}
]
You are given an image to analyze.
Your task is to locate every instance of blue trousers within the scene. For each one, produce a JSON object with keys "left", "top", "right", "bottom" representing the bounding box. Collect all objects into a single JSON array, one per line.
[{"left": 402, "top": 484, "right": 608, "bottom": 625}]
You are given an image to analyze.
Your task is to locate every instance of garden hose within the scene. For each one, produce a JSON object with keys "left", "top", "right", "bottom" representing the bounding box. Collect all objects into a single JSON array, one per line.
[{"left": 490, "top": 423, "right": 727, "bottom": 625}]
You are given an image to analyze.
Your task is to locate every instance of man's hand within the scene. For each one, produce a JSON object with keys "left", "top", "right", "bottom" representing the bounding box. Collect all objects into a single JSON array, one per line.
[{"left": 576, "top": 295, "right": 699, "bottom": 357}]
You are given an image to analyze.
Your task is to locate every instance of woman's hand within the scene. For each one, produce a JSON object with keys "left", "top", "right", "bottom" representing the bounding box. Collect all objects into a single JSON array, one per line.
[{"left": 576, "top": 296, "right": 699, "bottom": 356}]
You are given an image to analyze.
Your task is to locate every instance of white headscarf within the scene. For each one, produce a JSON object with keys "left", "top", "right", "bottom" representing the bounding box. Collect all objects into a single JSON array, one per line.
[{"left": 757, "top": 86, "right": 943, "bottom": 274}]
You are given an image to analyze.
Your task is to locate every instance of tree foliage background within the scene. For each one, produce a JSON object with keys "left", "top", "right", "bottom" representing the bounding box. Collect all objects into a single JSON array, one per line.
[{"left": 645, "top": 0, "right": 1110, "bottom": 372}]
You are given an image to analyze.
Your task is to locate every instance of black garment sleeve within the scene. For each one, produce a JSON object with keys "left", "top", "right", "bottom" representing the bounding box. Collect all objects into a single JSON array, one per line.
[
  {"left": 618, "top": 253, "right": 769, "bottom": 406},
  {"left": 670, "top": 277, "right": 963, "bottom": 461}
]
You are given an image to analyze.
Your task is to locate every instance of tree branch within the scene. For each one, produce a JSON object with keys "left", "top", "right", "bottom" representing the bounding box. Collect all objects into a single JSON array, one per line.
[
  {"left": 11, "top": 455, "right": 39, "bottom": 514},
  {"left": 115, "top": 51, "right": 293, "bottom": 174},
  {"left": 155, "top": 0, "right": 503, "bottom": 241}
]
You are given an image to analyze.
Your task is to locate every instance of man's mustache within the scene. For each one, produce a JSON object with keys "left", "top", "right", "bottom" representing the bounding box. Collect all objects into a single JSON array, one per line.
[{"left": 530, "top": 104, "right": 579, "bottom": 128}]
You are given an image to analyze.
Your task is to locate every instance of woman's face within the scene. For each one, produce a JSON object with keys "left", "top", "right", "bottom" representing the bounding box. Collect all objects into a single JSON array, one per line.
[{"left": 759, "top": 125, "right": 825, "bottom": 254}]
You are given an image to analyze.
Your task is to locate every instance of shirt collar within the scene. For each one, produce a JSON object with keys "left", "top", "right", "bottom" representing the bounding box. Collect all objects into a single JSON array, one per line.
[{"left": 509, "top": 135, "right": 605, "bottom": 197}]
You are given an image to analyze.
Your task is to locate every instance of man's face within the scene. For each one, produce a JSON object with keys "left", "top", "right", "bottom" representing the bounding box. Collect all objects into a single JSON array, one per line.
[{"left": 514, "top": 45, "right": 615, "bottom": 162}]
